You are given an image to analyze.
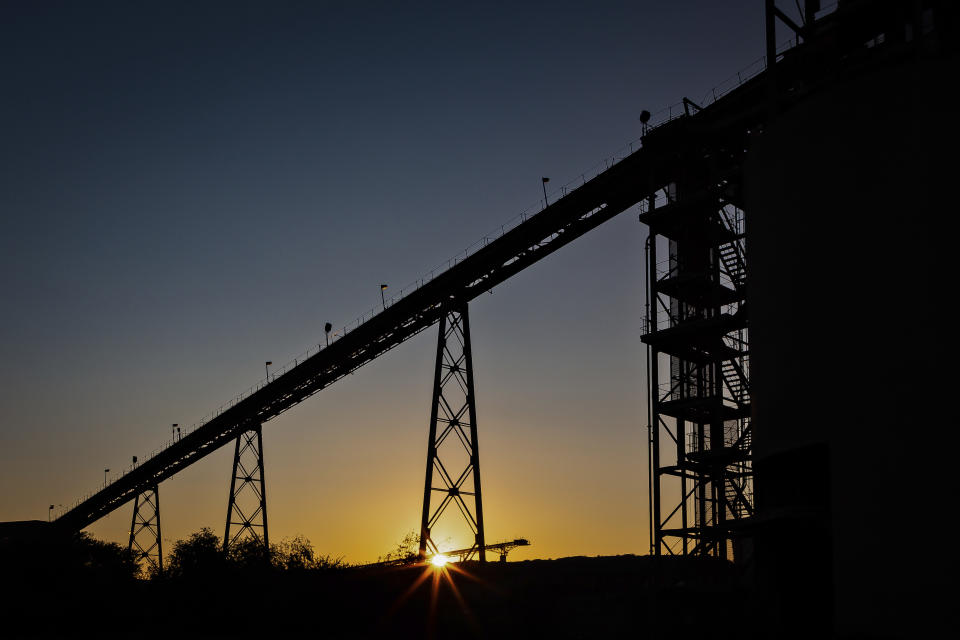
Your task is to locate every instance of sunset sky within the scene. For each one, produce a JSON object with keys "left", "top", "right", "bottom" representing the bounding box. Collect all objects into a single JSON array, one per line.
[{"left": 0, "top": 1, "right": 769, "bottom": 562}]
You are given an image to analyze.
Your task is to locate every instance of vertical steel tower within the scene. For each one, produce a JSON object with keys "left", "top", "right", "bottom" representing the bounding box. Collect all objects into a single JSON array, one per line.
[
  {"left": 642, "top": 156, "right": 753, "bottom": 559},
  {"left": 127, "top": 485, "right": 162, "bottom": 574},
  {"left": 224, "top": 423, "right": 269, "bottom": 551},
  {"left": 418, "top": 303, "right": 486, "bottom": 562}
]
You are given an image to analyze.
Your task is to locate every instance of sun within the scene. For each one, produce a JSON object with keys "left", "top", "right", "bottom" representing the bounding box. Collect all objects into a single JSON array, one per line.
[{"left": 430, "top": 554, "right": 450, "bottom": 567}]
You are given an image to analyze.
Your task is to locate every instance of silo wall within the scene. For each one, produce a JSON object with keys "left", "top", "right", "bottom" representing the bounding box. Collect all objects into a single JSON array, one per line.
[{"left": 744, "top": 48, "right": 955, "bottom": 638}]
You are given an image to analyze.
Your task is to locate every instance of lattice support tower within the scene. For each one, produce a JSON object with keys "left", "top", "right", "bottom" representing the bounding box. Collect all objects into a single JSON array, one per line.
[
  {"left": 224, "top": 423, "right": 269, "bottom": 551},
  {"left": 641, "top": 160, "right": 754, "bottom": 561},
  {"left": 128, "top": 484, "right": 162, "bottom": 574},
  {"left": 418, "top": 302, "right": 486, "bottom": 562}
]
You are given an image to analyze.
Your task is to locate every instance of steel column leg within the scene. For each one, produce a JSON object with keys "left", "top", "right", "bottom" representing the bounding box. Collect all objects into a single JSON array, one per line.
[
  {"left": 460, "top": 304, "right": 486, "bottom": 561},
  {"left": 419, "top": 311, "right": 447, "bottom": 560}
]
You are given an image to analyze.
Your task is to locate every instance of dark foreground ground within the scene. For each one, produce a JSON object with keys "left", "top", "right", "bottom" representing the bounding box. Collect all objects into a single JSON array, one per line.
[{"left": 4, "top": 554, "right": 750, "bottom": 639}]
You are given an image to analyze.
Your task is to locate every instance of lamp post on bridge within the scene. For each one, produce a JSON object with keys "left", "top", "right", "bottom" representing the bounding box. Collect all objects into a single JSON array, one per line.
[
  {"left": 325, "top": 322, "right": 332, "bottom": 347},
  {"left": 639, "top": 109, "right": 651, "bottom": 135},
  {"left": 104, "top": 468, "right": 109, "bottom": 487},
  {"left": 542, "top": 177, "right": 550, "bottom": 207},
  {"left": 380, "top": 284, "right": 388, "bottom": 310},
  {"left": 265, "top": 361, "right": 273, "bottom": 382}
]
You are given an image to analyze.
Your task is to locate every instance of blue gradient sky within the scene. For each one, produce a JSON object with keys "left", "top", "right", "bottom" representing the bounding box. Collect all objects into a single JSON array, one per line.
[{"left": 1, "top": 1, "right": 766, "bottom": 562}]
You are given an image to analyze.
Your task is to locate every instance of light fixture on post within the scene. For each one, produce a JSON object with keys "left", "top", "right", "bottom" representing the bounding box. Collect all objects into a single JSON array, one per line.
[{"left": 639, "top": 109, "right": 651, "bottom": 135}]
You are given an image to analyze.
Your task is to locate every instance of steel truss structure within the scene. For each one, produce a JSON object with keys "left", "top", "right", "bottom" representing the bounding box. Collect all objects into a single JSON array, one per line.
[
  {"left": 56, "top": 136, "right": 658, "bottom": 533},
  {"left": 224, "top": 424, "right": 268, "bottom": 550},
  {"left": 127, "top": 485, "right": 162, "bottom": 574},
  {"left": 419, "top": 303, "right": 486, "bottom": 562},
  {"left": 57, "top": 60, "right": 768, "bottom": 535},
  {"left": 55, "top": 0, "right": 913, "bottom": 555},
  {"left": 642, "top": 164, "right": 753, "bottom": 559}
]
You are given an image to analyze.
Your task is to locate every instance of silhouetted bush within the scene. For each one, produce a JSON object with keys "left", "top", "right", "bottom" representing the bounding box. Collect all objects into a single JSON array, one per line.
[
  {"left": 70, "top": 531, "right": 140, "bottom": 581},
  {"left": 377, "top": 529, "right": 419, "bottom": 563},
  {"left": 161, "top": 527, "right": 347, "bottom": 579},
  {"left": 273, "top": 534, "right": 346, "bottom": 571},
  {"left": 228, "top": 534, "right": 274, "bottom": 571},
  {"left": 164, "top": 527, "right": 227, "bottom": 579}
]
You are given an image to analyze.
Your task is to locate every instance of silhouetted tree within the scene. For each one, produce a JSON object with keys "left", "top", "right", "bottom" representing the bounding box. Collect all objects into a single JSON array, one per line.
[
  {"left": 378, "top": 529, "right": 419, "bottom": 563},
  {"left": 160, "top": 528, "right": 348, "bottom": 578},
  {"left": 273, "top": 535, "right": 347, "bottom": 571},
  {"left": 164, "top": 527, "right": 226, "bottom": 578},
  {"left": 71, "top": 531, "right": 140, "bottom": 581},
  {"left": 228, "top": 535, "right": 272, "bottom": 571},
  {"left": 273, "top": 534, "right": 315, "bottom": 570}
]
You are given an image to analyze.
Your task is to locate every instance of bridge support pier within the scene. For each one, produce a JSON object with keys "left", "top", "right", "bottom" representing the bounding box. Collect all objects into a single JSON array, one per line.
[
  {"left": 418, "top": 302, "right": 486, "bottom": 562},
  {"left": 224, "top": 423, "right": 269, "bottom": 552},
  {"left": 128, "top": 484, "right": 162, "bottom": 575}
]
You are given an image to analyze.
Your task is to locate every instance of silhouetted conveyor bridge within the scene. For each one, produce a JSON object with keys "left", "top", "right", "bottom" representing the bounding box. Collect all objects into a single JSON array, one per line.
[
  {"left": 56, "top": 57, "right": 771, "bottom": 534},
  {"left": 56, "top": 0, "right": 903, "bottom": 538}
]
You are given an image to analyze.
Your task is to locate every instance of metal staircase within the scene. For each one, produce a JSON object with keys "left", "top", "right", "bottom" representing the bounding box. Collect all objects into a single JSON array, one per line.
[{"left": 642, "top": 172, "right": 754, "bottom": 559}]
